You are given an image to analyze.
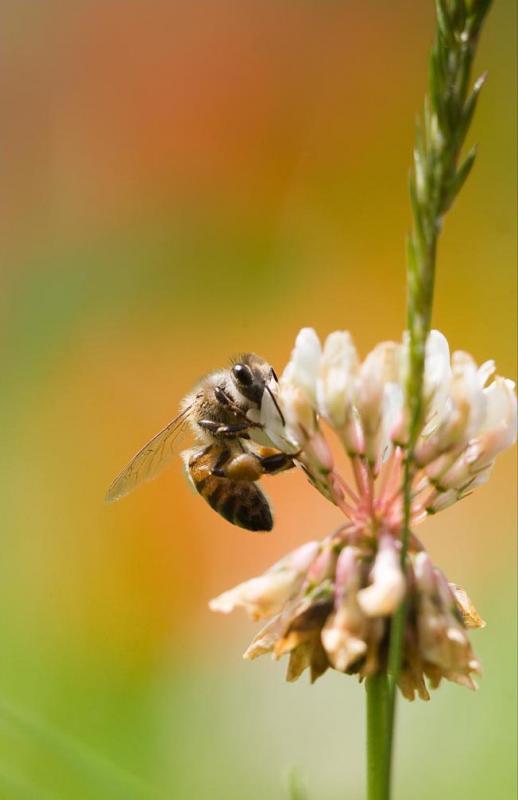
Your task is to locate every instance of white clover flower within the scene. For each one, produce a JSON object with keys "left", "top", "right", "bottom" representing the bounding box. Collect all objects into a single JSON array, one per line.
[
  {"left": 211, "top": 327, "right": 516, "bottom": 699},
  {"left": 211, "top": 528, "right": 483, "bottom": 698},
  {"left": 255, "top": 326, "right": 515, "bottom": 525}
]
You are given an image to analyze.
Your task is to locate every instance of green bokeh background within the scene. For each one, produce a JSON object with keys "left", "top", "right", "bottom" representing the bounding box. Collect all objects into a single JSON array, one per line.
[{"left": 1, "top": 2, "right": 516, "bottom": 798}]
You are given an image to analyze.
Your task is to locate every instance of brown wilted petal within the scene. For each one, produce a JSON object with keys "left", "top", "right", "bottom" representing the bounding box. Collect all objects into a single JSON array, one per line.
[
  {"left": 450, "top": 583, "right": 486, "bottom": 629},
  {"left": 274, "top": 601, "right": 332, "bottom": 658},
  {"left": 286, "top": 642, "right": 312, "bottom": 682},
  {"left": 213, "top": 519, "right": 485, "bottom": 700},
  {"left": 243, "top": 615, "right": 284, "bottom": 660}
]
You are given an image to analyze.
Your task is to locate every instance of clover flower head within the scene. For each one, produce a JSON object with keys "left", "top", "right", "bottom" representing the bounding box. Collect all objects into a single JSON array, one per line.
[{"left": 211, "top": 328, "right": 516, "bottom": 699}]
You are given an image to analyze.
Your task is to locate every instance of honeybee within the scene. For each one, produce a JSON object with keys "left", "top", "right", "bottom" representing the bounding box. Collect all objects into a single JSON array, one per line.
[{"left": 106, "top": 354, "right": 296, "bottom": 531}]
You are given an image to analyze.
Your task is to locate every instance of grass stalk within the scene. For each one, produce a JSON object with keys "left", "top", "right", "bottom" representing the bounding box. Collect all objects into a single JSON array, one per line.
[{"left": 365, "top": 1, "right": 494, "bottom": 797}]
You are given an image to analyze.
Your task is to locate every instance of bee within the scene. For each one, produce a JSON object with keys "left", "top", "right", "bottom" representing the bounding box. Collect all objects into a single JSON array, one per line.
[{"left": 106, "top": 354, "right": 296, "bottom": 531}]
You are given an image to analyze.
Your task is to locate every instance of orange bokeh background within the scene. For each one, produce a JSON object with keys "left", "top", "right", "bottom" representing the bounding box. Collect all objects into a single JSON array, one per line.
[{"left": 1, "top": 2, "right": 516, "bottom": 798}]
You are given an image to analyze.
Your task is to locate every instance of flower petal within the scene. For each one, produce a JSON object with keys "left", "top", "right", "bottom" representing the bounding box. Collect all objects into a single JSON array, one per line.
[
  {"left": 357, "top": 534, "right": 405, "bottom": 616},
  {"left": 316, "top": 331, "right": 359, "bottom": 428},
  {"left": 282, "top": 327, "right": 322, "bottom": 403}
]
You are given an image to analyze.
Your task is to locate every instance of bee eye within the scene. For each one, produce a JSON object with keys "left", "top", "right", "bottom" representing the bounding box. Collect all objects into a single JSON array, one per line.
[{"left": 232, "top": 364, "right": 254, "bottom": 386}]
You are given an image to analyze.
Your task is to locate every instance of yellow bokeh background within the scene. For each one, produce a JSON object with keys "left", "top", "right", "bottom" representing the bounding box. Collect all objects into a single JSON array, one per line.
[{"left": 1, "top": 2, "right": 516, "bottom": 798}]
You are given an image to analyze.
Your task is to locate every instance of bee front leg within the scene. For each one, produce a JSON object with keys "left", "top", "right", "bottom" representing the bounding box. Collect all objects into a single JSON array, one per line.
[{"left": 213, "top": 387, "right": 264, "bottom": 429}]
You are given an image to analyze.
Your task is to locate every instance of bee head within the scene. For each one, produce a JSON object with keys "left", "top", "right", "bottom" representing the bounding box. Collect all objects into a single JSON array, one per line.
[{"left": 230, "top": 353, "right": 277, "bottom": 405}]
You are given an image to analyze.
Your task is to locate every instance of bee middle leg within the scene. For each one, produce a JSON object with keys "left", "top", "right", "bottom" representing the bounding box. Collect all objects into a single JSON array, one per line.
[
  {"left": 198, "top": 419, "right": 252, "bottom": 438},
  {"left": 209, "top": 447, "right": 232, "bottom": 477}
]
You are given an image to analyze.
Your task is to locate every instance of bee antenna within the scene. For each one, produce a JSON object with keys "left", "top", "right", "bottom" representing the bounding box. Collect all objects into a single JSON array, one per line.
[{"left": 265, "top": 385, "right": 285, "bottom": 427}]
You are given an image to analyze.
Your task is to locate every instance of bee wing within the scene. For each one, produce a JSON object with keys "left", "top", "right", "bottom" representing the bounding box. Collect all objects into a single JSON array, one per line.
[{"left": 106, "top": 407, "right": 191, "bottom": 502}]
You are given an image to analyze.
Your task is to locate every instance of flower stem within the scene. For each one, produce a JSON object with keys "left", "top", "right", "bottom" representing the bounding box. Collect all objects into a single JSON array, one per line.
[
  {"left": 366, "top": 673, "right": 390, "bottom": 800},
  {"left": 378, "top": 0, "right": 493, "bottom": 796}
]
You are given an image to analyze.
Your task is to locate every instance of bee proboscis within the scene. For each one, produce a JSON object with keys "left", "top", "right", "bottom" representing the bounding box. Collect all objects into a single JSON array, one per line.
[{"left": 106, "top": 354, "right": 295, "bottom": 531}]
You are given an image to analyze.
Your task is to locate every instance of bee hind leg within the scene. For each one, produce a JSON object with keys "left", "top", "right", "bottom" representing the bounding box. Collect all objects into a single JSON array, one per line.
[
  {"left": 222, "top": 453, "right": 264, "bottom": 482},
  {"left": 210, "top": 449, "right": 264, "bottom": 482},
  {"left": 221, "top": 451, "right": 296, "bottom": 482},
  {"left": 257, "top": 452, "right": 296, "bottom": 475}
]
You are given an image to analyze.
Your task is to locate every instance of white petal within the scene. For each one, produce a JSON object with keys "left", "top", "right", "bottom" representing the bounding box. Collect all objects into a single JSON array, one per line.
[
  {"left": 316, "top": 330, "right": 359, "bottom": 428},
  {"left": 209, "top": 541, "right": 320, "bottom": 620},
  {"left": 357, "top": 535, "right": 405, "bottom": 616},
  {"left": 278, "top": 540, "right": 321, "bottom": 574},
  {"left": 282, "top": 327, "right": 322, "bottom": 402},
  {"left": 465, "top": 377, "right": 517, "bottom": 467},
  {"left": 483, "top": 377, "right": 517, "bottom": 440},
  {"left": 425, "top": 488, "right": 458, "bottom": 514},
  {"left": 477, "top": 359, "right": 496, "bottom": 387},
  {"left": 425, "top": 330, "right": 451, "bottom": 392},
  {"left": 277, "top": 381, "right": 315, "bottom": 443},
  {"left": 381, "top": 382, "right": 404, "bottom": 462},
  {"left": 413, "top": 551, "right": 435, "bottom": 590},
  {"left": 421, "top": 330, "right": 452, "bottom": 433},
  {"left": 356, "top": 341, "right": 403, "bottom": 464},
  {"left": 209, "top": 571, "right": 298, "bottom": 619}
]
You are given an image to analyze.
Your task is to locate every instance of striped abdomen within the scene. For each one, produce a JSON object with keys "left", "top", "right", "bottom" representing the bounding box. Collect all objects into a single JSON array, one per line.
[{"left": 187, "top": 446, "right": 273, "bottom": 532}]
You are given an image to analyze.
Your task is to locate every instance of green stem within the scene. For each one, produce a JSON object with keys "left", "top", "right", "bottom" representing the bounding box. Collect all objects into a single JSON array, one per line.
[
  {"left": 366, "top": 674, "right": 390, "bottom": 800},
  {"left": 371, "top": 0, "right": 493, "bottom": 797}
]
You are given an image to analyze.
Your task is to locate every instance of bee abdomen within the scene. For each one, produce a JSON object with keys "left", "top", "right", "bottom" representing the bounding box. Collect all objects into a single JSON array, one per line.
[
  {"left": 189, "top": 466, "right": 272, "bottom": 532},
  {"left": 228, "top": 482, "right": 273, "bottom": 532},
  {"left": 187, "top": 445, "right": 273, "bottom": 532}
]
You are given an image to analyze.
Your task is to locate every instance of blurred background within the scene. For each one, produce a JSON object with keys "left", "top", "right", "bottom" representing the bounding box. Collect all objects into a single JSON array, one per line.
[{"left": 0, "top": 1, "right": 516, "bottom": 798}]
